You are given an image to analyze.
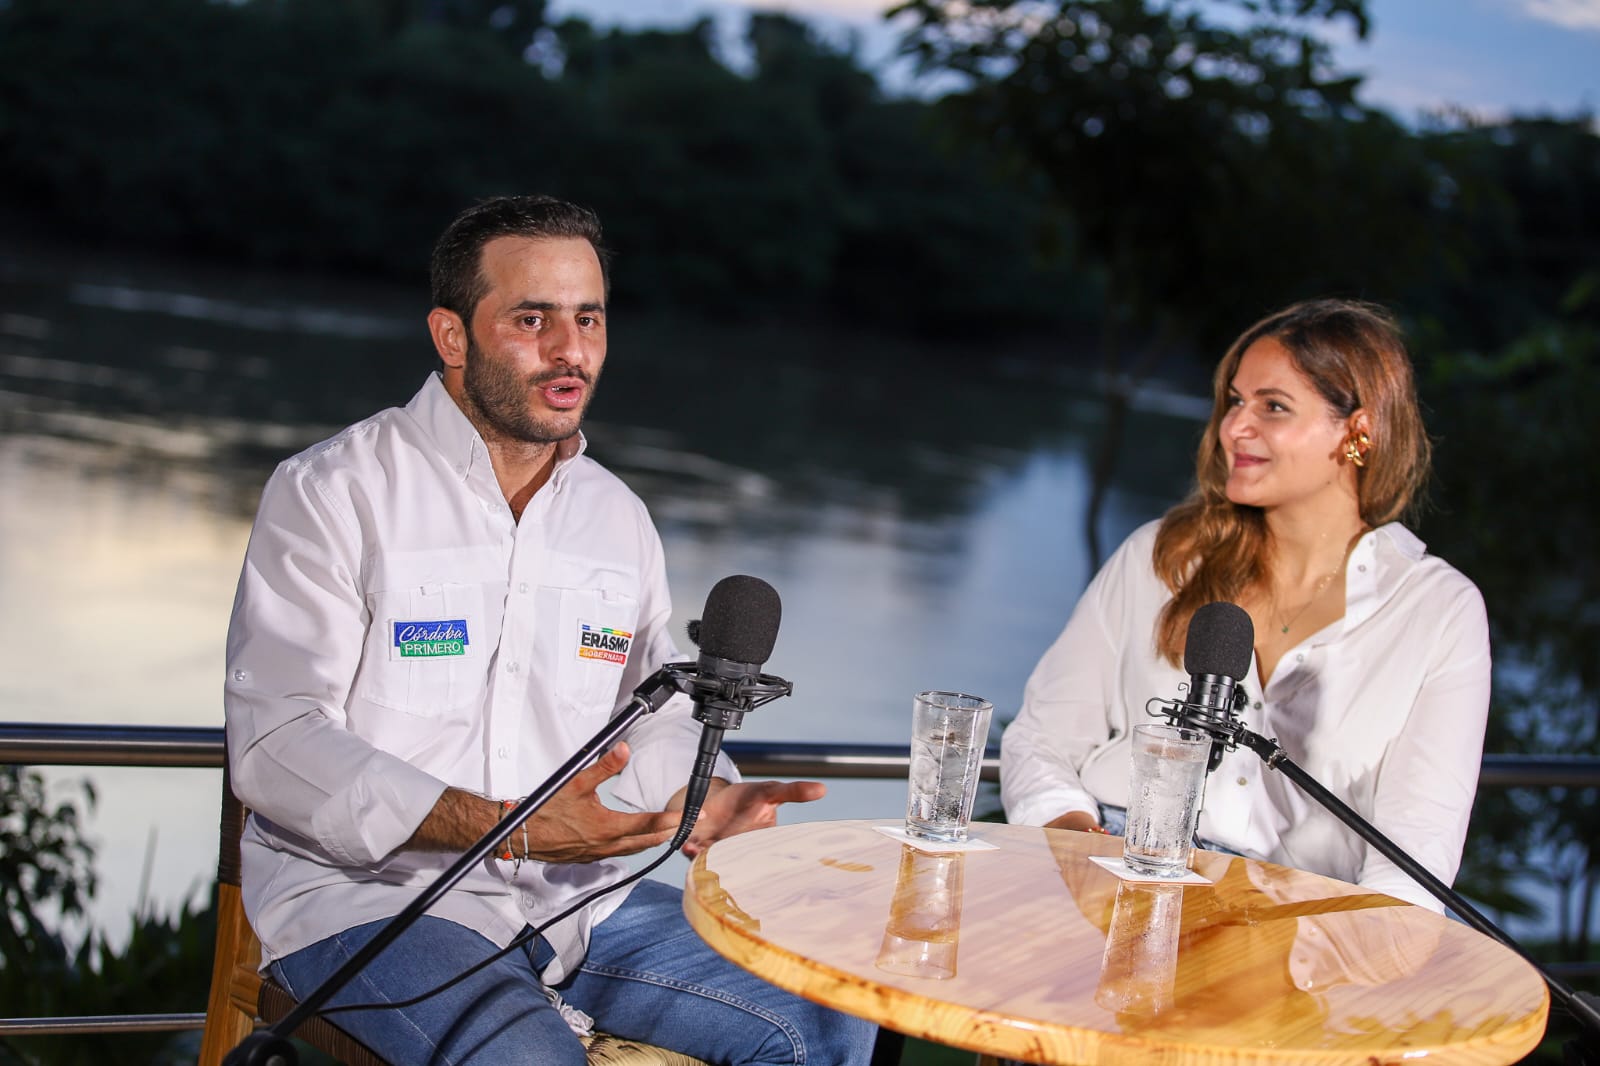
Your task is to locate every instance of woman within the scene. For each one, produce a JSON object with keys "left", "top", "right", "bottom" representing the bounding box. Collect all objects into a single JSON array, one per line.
[{"left": 1001, "top": 299, "right": 1490, "bottom": 911}]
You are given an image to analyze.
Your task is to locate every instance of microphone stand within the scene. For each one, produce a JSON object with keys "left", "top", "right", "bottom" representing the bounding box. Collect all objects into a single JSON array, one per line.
[
  {"left": 224, "top": 672, "right": 683, "bottom": 1066},
  {"left": 1154, "top": 690, "right": 1600, "bottom": 1047}
]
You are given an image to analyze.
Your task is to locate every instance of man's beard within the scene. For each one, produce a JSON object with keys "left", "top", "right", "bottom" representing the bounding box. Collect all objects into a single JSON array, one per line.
[{"left": 461, "top": 333, "right": 597, "bottom": 445}]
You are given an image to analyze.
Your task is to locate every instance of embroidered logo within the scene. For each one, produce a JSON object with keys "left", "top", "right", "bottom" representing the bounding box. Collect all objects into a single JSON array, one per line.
[
  {"left": 392, "top": 619, "right": 469, "bottom": 658},
  {"left": 578, "top": 622, "right": 632, "bottom": 666}
]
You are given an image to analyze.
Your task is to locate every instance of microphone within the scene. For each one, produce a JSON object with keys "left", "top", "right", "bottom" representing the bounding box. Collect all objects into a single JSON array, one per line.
[
  {"left": 665, "top": 575, "right": 793, "bottom": 848},
  {"left": 1142, "top": 608, "right": 1600, "bottom": 1044},
  {"left": 1148, "top": 601, "right": 1254, "bottom": 771}
]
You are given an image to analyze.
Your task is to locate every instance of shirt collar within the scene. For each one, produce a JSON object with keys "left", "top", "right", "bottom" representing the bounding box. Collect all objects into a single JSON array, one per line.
[
  {"left": 407, "top": 372, "right": 477, "bottom": 479},
  {"left": 1341, "top": 521, "right": 1424, "bottom": 632},
  {"left": 406, "top": 371, "right": 589, "bottom": 491}
]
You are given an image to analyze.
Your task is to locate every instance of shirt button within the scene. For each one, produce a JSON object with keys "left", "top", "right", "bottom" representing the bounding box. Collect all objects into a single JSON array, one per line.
[
  {"left": 518, "top": 582, "right": 529, "bottom": 594},
  {"left": 1237, "top": 776, "right": 1248, "bottom": 786},
  {"left": 232, "top": 670, "right": 247, "bottom": 682},
  {"left": 497, "top": 746, "right": 508, "bottom": 759},
  {"left": 1357, "top": 564, "right": 1367, "bottom": 573},
  {"left": 506, "top": 661, "right": 519, "bottom": 674},
  {"left": 1295, "top": 654, "right": 1304, "bottom": 662},
  {"left": 1252, "top": 701, "right": 1262, "bottom": 710}
]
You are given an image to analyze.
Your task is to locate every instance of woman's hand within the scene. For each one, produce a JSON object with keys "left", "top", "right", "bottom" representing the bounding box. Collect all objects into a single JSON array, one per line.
[{"left": 1046, "top": 810, "right": 1108, "bottom": 834}]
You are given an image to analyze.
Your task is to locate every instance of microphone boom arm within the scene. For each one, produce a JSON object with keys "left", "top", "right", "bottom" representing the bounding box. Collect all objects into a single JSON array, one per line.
[
  {"left": 1147, "top": 696, "right": 1600, "bottom": 1043},
  {"left": 224, "top": 670, "right": 683, "bottom": 1065}
]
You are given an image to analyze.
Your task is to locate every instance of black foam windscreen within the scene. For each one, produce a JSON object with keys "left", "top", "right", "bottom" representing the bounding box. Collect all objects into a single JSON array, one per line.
[
  {"left": 1183, "top": 601, "right": 1255, "bottom": 680},
  {"left": 694, "top": 575, "right": 782, "bottom": 666}
]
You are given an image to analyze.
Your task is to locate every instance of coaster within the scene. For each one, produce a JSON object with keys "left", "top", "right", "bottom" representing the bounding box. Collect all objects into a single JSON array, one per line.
[
  {"left": 1088, "top": 854, "right": 1213, "bottom": 885},
  {"left": 872, "top": 825, "right": 1000, "bottom": 852}
]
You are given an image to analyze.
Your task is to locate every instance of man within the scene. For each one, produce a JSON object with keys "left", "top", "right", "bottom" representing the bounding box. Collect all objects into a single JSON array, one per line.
[{"left": 224, "top": 195, "right": 876, "bottom": 1064}]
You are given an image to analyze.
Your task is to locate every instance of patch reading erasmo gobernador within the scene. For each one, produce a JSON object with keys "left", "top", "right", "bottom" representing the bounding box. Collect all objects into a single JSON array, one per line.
[{"left": 578, "top": 622, "right": 632, "bottom": 665}]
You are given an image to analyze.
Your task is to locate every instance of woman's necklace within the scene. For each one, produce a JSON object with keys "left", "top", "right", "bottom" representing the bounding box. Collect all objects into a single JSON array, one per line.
[
  {"left": 1272, "top": 569, "right": 1340, "bottom": 635},
  {"left": 1270, "top": 530, "right": 1366, "bottom": 635}
]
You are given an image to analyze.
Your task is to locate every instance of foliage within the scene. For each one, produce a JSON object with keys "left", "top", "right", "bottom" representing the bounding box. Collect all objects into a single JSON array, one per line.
[
  {"left": 0, "top": 0, "right": 1069, "bottom": 337},
  {"left": 0, "top": 901, "right": 219, "bottom": 1066},
  {"left": 887, "top": 0, "right": 1451, "bottom": 357},
  {"left": 0, "top": 1, "right": 1598, "bottom": 1021},
  {"left": 1412, "top": 116, "right": 1600, "bottom": 349},
  {"left": 1420, "top": 285, "right": 1600, "bottom": 957},
  {"left": 0, "top": 768, "right": 217, "bottom": 1065},
  {"left": 886, "top": 0, "right": 1474, "bottom": 560},
  {"left": 0, "top": 767, "right": 97, "bottom": 969},
  {"left": 553, "top": 16, "right": 845, "bottom": 308},
  {"left": 0, "top": 0, "right": 1593, "bottom": 349}
]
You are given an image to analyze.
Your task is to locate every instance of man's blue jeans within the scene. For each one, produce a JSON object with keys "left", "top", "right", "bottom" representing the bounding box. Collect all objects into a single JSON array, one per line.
[{"left": 269, "top": 880, "right": 878, "bottom": 1065}]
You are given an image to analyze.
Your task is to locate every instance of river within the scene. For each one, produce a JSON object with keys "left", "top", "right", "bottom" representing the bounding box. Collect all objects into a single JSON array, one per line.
[{"left": 19, "top": 239, "right": 1524, "bottom": 949}]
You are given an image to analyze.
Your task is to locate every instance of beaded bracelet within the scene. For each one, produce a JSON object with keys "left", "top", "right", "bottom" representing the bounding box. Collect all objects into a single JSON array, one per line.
[{"left": 499, "top": 799, "right": 528, "bottom": 873}]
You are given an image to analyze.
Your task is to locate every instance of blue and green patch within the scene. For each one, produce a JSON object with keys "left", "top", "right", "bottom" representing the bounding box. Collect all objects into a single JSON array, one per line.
[{"left": 392, "top": 619, "right": 469, "bottom": 658}]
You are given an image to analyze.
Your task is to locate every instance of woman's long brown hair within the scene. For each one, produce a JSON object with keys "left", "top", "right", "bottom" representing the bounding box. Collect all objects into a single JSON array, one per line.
[{"left": 1151, "top": 299, "right": 1432, "bottom": 665}]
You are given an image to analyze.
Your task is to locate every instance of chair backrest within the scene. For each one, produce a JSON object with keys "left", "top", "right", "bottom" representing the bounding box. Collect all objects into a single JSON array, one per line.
[
  {"left": 198, "top": 762, "right": 265, "bottom": 1066},
  {"left": 198, "top": 762, "right": 390, "bottom": 1065},
  {"left": 198, "top": 760, "right": 708, "bottom": 1066}
]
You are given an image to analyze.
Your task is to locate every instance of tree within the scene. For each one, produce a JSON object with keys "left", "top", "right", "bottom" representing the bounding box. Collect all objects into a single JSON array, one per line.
[
  {"left": 1420, "top": 282, "right": 1600, "bottom": 960},
  {"left": 554, "top": 16, "right": 843, "bottom": 310},
  {"left": 1, "top": 768, "right": 223, "bottom": 1064},
  {"left": 888, "top": 0, "right": 1461, "bottom": 561},
  {"left": 1410, "top": 115, "right": 1600, "bottom": 350},
  {"left": 0, "top": 0, "right": 1090, "bottom": 335},
  {"left": 0, "top": 767, "right": 96, "bottom": 971}
]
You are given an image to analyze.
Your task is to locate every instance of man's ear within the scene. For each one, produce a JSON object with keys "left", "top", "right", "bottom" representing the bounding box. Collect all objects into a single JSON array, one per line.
[{"left": 428, "top": 308, "right": 468, "bottom": 369}]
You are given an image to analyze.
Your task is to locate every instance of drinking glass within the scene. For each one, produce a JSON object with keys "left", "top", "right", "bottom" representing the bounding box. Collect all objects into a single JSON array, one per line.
[
  {"left": 1122, "top": 723, "right": 1210, "bottom": 877},
  {"left": 904, "top": 690, "right": 993, "bottom": 843}
]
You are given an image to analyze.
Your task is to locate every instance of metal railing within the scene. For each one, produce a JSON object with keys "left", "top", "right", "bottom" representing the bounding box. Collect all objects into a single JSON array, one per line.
[
  {"left": 1, "top": 720, "right": 1597, "bottom": 1040},
  {"left": 7, "top": 721, "right": 1600, "bottom": 785},
  {"left": 0, "top": 722, "right": 1006, "bottom": 778}
]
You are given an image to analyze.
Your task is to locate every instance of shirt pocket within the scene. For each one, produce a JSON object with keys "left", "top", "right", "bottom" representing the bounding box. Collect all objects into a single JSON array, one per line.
[
  {"left": 549, "top": 584, "right": 641, "bottom": 717},
  {"left": 358, "top": 581, "right": 486, "bottom": 716}
]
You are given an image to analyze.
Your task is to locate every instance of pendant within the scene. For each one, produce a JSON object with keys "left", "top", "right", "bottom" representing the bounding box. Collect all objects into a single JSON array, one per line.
[{"left": 1280, "top": 624, "right": 1290, "bottom": 634}]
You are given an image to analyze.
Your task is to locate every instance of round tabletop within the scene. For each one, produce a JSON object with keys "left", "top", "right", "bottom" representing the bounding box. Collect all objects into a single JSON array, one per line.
[{"left": 682, "top": 820, "right": 1548, "bottom": 1066}]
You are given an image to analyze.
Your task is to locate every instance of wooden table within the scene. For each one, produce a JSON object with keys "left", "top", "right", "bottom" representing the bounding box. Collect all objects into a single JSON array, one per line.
[{"left": 682, "top": 820, "right": 1548, "bottom": 1066}]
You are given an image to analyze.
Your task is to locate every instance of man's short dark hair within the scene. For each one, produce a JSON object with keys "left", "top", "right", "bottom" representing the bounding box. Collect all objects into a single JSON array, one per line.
[{"left": 429, "top": 195, "right": 611, "bottom": 320}]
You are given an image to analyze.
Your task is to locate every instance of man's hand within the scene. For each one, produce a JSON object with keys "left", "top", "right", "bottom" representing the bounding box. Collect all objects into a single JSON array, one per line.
[
  {"left": 408, "top": 742, "right": 679, "bottom": 864},
  {"left": 520, "top": 742, "right": 684, "bottom": 862},
  {"left": 675, "top": 779, "right": 826, "bottom": 858}
]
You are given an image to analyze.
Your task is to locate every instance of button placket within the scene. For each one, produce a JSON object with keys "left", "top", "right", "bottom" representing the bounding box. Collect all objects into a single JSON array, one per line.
[{"left": 488, "top": 519, "right": 546, "bottom": 795}]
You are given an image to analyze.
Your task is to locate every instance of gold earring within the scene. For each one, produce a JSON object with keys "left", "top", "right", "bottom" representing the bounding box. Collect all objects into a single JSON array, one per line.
[{"left": 1344, "top": 432, "right": 1370, "bottom": 467}]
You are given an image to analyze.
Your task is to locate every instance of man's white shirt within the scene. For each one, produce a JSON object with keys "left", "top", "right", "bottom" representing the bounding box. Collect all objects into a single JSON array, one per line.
[{"left": 224, "top": 373, "right": 736, "bottom": 978}]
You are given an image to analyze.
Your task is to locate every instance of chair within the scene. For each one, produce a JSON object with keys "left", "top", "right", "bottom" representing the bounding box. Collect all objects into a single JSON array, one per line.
[{"left": 199, "top": 764, "right": 706, "bottom": 1066}]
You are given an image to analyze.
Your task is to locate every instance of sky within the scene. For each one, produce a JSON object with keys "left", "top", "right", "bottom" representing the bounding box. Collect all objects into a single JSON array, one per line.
[{"left": 546, "top": 0, "right": 1600, "bottom": 122}]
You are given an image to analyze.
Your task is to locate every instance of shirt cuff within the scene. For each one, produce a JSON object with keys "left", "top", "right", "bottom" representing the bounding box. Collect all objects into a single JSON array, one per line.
[
  {"left": 1004, "top": 787, "right": 1101, "bottom": 829},
  {"left": 311, "top": 754, "right": 449, "bottom": 867},
  {"left": 1357, "top": 865, "right": 1447, "bottom": 914}
]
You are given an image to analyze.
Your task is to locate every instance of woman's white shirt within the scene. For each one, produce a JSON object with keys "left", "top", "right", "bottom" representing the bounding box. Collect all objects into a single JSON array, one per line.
[{"left": 1000, "top": 520, "right": 1491, "bottom": 911}]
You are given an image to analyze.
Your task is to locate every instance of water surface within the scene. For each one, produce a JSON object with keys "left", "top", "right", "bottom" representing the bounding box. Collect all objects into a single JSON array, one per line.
[{"left": 0, "top": 244, "right": 1203, "bottom": 939}]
